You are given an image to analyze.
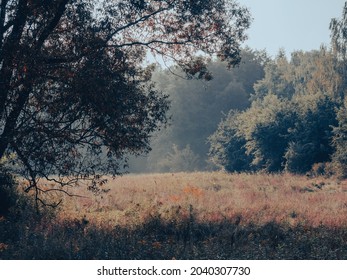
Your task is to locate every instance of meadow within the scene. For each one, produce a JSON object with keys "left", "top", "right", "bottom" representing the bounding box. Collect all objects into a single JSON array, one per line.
[{"left": 1, "top": 172, "right": 347, "bottom": 259}]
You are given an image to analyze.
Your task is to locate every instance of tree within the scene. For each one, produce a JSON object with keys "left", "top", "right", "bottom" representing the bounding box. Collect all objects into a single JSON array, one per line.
[
  {"left": 330, "top": 1, "right": 347, "bottom": 178},
  {"left": 331, "top": 96, "right": 347, "bottom": 178},
  {"left": 237, "top": 94, "right": 295, "bottom": 172},
  {"left": 252, "top": 48, "right": 343, "bottom": 102},
  {"left": 285, "top": 95, "right": 338, "bottom": 173},
  {"left": 330, "top": 1, "right": 347, "bottom": 61},
  {"left": 209, "top": 2, "right": 347, "bottom": 176},
  {"left": 0, "top": 0, "right": 250, "bottom": 207},
  {"left": 208, "top": 110, "right": 253, "bottom": 172},
  {"left": 252, "top": 50, "right": 295, "bottom": 101}
]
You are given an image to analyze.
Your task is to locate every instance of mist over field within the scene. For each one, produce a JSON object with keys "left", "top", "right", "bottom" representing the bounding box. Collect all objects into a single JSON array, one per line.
[
  {"left": 128, "top": 44, "right": 347, "bottom": 177},
  {"left": 127, "top": 48, "right": 266, "bottom": 173}
]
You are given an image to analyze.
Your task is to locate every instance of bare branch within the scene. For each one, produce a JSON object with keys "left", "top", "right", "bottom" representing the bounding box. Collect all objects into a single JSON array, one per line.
[
  {"left": 36, "top": 186, "right": 87, "bottom": 199},
  {"left": 36, "top": 196, "right": 62, "bottom": 209}
]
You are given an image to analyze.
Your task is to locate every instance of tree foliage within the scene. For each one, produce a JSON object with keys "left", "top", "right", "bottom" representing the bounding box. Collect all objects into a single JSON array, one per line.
[
  {"left": 208, "top": 110, "right": 253, "bottom": 172},
  {"left": 209, "top": 47, "right": 345, "bottom": 174},
  {"left": 284, "top": 95, "right": 338, "bottom": 173},
  {"left": 0, "top": 0, "right": 250, "bottom": 204},
  {"left": 330, "top": 2, "right": 347, "bottom": 177},
  {"left": 331, "top": 97, "right": 347, "bottom": 177},
  {"left": 239, "top": 94, "right": 296, "bottom": 172},
  {"left": 330, "top": 1, "right": 347, "bottom": 61}
]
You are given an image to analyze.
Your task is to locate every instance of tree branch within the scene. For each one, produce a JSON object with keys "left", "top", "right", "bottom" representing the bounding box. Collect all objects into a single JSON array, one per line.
[
  {"left": 35, "top": 0, "right": 70, "bottom": 50},
  {"left": 0, "top": 0, "right": 29, "bottom": 120},
  {"left": 37, "top": 186, "right": 87, "bottom": 198},
  {"left": 0, "top": 0, "right": 9, "bottom": 44},
  {"left": 108, "top": 38, "right": 193, "bottom": 48},
  {"left": 105, "top": 4, "right": 172, "bottom": 43},
  {"left": 0, "top": 82, "right": 33, "bottom": 159}
]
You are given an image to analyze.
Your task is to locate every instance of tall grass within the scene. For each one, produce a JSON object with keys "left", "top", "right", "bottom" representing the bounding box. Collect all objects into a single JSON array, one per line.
[
  {"left": 59, "top": 172, "right": 347, "bottom": 228},
  {"left": 1, "top": 172, "right": 347, "bottom": 259}
]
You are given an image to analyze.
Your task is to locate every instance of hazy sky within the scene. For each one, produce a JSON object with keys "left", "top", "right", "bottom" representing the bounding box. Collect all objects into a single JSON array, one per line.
[{"left": 240, "top": 0, "right": 346, "bottom": 57}]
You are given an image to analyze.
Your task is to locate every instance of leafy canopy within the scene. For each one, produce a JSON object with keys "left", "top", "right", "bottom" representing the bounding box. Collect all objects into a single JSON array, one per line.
[
  {"left": 0, "top": 0, "right": 250, "bottom": 206},
  {"left": 209, "top": 48, "right": 344, "bottom": 174}
]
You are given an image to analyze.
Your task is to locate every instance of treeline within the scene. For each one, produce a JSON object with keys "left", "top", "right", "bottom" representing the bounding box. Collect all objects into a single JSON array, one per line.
[
  {"left": 209, "top": 48, "right": 344, "bottom": 175},
  {"left": 209, "top": 2, "right": 347, "bottom": 177},
  {"left": 130, "top": 3, "right": 347, "bottom": 176}
]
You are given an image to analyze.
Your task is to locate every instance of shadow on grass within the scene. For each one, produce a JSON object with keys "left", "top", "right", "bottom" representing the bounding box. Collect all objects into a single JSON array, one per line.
[
  {"left": 0, "top": 169, "right": 346, "bottom": 260},
  {"left": 1, "top": 209, "right": 347, "bottom": 260}
]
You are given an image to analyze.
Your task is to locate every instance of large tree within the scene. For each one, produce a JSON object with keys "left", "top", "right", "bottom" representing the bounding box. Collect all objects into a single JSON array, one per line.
[{"left": 0, "top": 0, "right": 250, "bottom": 206}]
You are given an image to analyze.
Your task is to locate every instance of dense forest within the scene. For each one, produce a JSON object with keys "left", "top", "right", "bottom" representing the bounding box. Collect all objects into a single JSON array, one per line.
[{"left": 129, "top": 3, "right": 347, "bottom": 177}]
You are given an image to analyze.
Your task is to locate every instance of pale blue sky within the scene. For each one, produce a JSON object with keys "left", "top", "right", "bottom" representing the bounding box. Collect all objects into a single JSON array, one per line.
[{"left": 240, "top": 0, "right": 346, "bottom": 57}]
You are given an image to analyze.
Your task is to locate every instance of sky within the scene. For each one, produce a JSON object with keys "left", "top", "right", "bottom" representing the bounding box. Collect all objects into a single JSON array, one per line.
[{"left": 240, "top": 0, "right": 346, "bottom": 58}]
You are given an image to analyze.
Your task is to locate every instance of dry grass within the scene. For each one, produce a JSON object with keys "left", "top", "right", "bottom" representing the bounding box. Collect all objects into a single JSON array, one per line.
[
  {"left": 2, "top": 171, "right": 347, "bottom": 259},
  {"left": 58, "top": 172, "right": 347, "bottom": 228}
]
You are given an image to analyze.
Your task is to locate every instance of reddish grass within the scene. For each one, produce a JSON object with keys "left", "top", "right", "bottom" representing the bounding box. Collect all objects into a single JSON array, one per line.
[
  {"left": 48, "top": 172, "right": 347, "bottom": 229},
  {"left": 2, "top": 171, "right": 347, "bottom": 259}
]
